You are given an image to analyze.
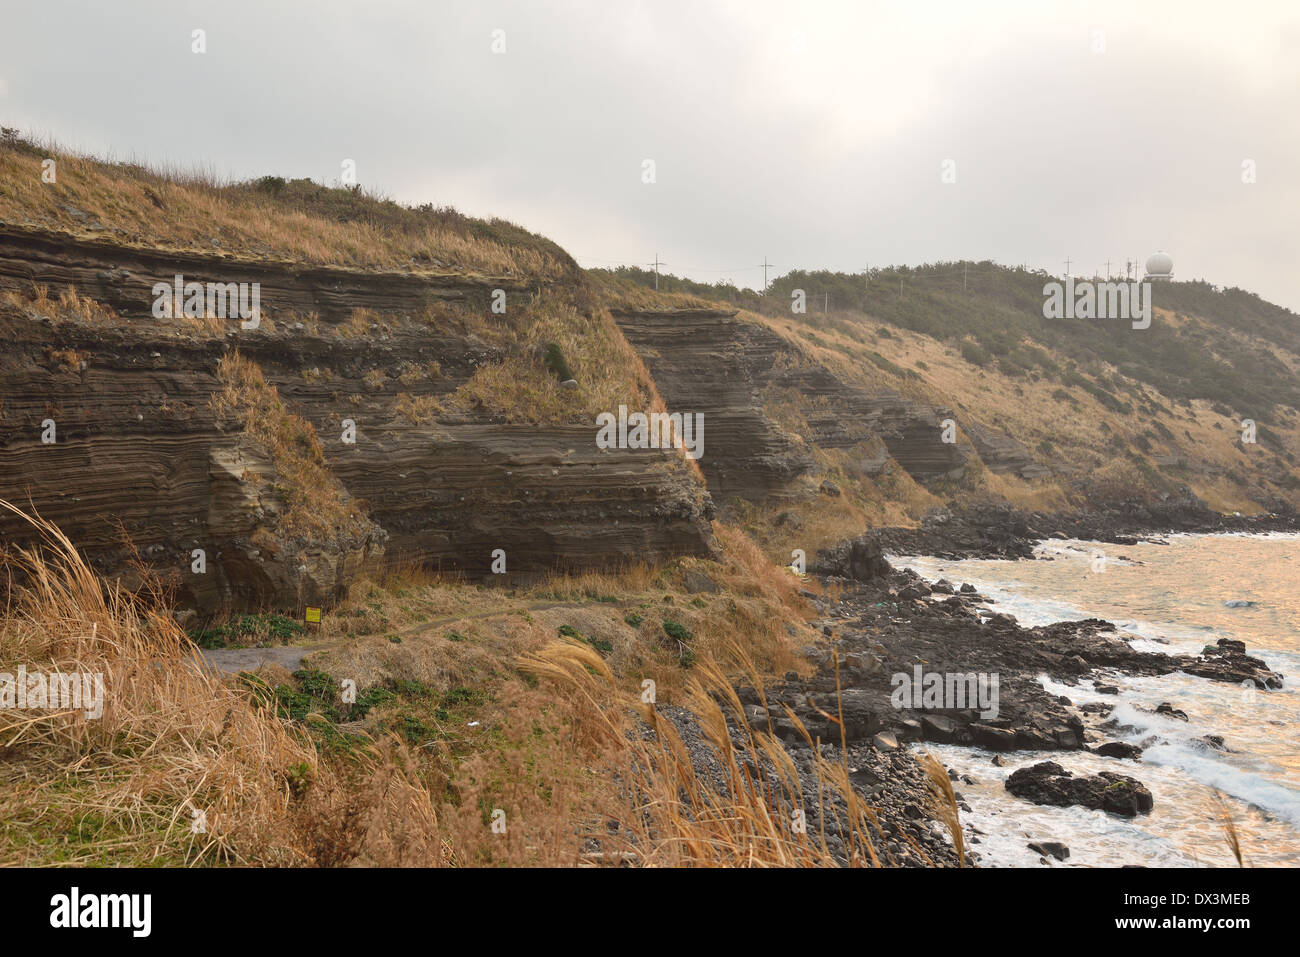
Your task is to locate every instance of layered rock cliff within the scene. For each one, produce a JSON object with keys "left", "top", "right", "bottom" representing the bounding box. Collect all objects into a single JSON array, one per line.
[
  {"left": 0, "top": 226, "right": 715, "bottom": 611},
  {"left": 611, "top": 306, "right": 968, "bottom": 505}
]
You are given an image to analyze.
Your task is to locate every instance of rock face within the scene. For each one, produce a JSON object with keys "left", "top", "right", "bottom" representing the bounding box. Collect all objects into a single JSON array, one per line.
[
  {"left": 0, "top": 227, "right": 715, "bottom": 611},
  {"left": 963, "top": 420, "right": 1049, "bottom": 479},
  {"left": 875, "top": 498, "right": 1300, "bottom": 561},
  {"left": 1184, "top": 639, "right": 1285, "bottom": 689},
  {"left": 811, "top": 534, "right": 892, "bottom": 582},
  {"left": 611, "top": 308, "right": 968, "bottom": 502},
  {"left": 1005, "top": 761, "right": 1154, "bottom": 817},
  {"left": 609, "top": 309, "right": 813, "bottom": 501}
]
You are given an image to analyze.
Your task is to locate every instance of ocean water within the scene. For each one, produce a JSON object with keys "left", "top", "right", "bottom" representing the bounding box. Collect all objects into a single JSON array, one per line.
[{"left": 891, "top": 533, "right": 1300, "bottom": 868}]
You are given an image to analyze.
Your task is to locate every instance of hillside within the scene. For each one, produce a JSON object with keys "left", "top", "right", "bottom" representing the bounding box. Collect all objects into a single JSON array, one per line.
[
  {"left": 1, "top": 130, "right": 1294, "bottom": 869},
  {"left": 0, "top": 133, "right": 713, "bottom": 611},
  {"left": 591, "top": 264, "right": 1300, "bottom": 556}
]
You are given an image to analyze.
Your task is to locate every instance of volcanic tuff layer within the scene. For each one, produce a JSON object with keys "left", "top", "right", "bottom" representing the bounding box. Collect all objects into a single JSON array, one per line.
[
  {"left": 611, "top": 307, "right": 968, "bottom": 503},
  {"left": 0, "top": 227, "right": 715, "bottom": 611}
]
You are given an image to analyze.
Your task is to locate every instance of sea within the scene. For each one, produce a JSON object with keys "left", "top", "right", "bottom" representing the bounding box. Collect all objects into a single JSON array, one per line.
[{"left": 891, "top": 532, "right": 1299, "bottom": 867}]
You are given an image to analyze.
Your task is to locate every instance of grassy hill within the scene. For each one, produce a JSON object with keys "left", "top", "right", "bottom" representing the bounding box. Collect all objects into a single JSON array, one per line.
[
  {"left": 592, "top": 263, "right": 1300, "bottom": 525},
  {"left": 0, "top": 127, "right": 575, "bottom": 280}
]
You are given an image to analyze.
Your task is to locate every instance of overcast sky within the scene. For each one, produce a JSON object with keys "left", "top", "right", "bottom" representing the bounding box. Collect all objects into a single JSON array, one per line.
[{"left": 2, "top": 1, "right": 1297, "bottom": 308}]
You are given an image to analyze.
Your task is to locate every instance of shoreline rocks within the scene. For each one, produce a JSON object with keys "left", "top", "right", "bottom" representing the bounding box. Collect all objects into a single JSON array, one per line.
[
  {"left": 1006, "top": 761, "right": 1154, "bottom": 817},
  {"left": 871, "top": 499, "right": 1300, "bottom": 561}
]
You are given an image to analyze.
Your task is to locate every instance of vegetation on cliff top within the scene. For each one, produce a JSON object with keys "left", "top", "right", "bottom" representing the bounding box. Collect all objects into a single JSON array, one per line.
[
  {"left": 596, "top": 263, "right": 1300, "bottom": 523},
  {"left": 598, "top": 263, "right": 1300, "bottom": 420},
  {"left": 0, "top": 127, "right": 575, "bottom": 280}
]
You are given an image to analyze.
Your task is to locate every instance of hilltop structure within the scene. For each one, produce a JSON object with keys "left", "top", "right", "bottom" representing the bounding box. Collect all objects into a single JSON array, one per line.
[{"left": 1144, "top": 250, "right": 1174, "bottom": 281}]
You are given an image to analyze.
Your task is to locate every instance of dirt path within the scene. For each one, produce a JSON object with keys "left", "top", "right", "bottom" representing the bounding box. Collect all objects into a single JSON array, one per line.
[{"left": 198, "top": 597, "right": 635, "bottom": 675}]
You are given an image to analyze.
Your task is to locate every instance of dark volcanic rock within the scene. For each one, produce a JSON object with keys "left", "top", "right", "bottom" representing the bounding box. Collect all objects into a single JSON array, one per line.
[
  {"left": 873, "top": 498, "right": 1300, "bottom": 561},
  {"left": 1027, "top": 840, "right": 1070, "bottom": 862},
  {"left": 1006, "top": 761, "right": 1154, "bottom": 816},
  {"left": 1183, "top": 643, "right": 1284, "bottom": 689},
  {"left": 1094, "top": 741, "right": 1143, "bottom": 759},
  {"left": 1155, "top": 702, "right": 1189, "bottom": 721},
  {"left": 812, "top": 534, "right": 893, "bottom": 582}
]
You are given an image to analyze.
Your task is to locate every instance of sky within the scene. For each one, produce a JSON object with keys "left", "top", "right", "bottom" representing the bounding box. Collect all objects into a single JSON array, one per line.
[{"left": 1, "top": 0, "right": 1298, "bottom": 308}]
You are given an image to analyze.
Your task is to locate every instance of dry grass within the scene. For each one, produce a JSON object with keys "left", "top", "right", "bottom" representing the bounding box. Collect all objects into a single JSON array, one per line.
[
  {"left": 584, "top": 271, "right": 723, "bottom": 313},
  {"left": 394, "top": 392, "right": 443, "bottom": 425},
  {"left": 1212, "top": 789, "right": 1246, "bottom": 867},
  {"left": 517, "top": 638, "right": 931, "bottom": 866},
  {"left": 210, "top": 351, "right": 372, "bottom": 541},
  {"left": 0, "top": 501, "right": 440, "bottom": 866},
  {"left": 918, "top": 752, "right": 965, "bottom": 866},
  {"left": 449, "top": 290, "right": 672, "bottom": 430},
  {"left": 0, "top": 130, "right": 570, "bottom": 280},
  {"left": 5, "top": 284, "right": 118, "bottom": 326},
  {"left": 0, "top": 503, "right": 953, "bottom": 867}
]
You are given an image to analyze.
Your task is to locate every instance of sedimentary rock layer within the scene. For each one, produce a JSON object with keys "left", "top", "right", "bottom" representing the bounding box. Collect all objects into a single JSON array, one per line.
[
  {"left": 0, "top": 227, "right": 715, "bottom": 611},
  {"left": 611, "top": 307, "right": 968, "bottom": 501}
]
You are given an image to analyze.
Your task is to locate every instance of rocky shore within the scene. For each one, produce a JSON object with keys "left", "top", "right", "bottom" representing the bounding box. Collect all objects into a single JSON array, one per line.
[
  {"left": 675, "top": 531, "right": 1286, "bottom": 866},
  {"left": 871, "top": 497, "right": 1300, "bottom": 561}
]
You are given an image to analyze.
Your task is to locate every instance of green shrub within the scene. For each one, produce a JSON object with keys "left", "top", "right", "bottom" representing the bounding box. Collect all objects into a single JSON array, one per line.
[
  {"left": 960, "top": 340, "right": 992, "bottom": 368},
  {"left": 662, "top": 619, "right": 691, "bottom": 642},
  {"left": 544, "top": 343, "right": 574, "bottom": 381}
]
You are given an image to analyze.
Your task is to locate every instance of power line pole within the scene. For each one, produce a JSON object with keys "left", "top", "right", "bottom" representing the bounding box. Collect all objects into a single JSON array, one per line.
[
  {"left": 823, "top": 292, "right": 828, "bottom": 313},
  {"left": 758, "top": 257, "right": 774, "bottom": 294},
  {"left": 1104, "top": 259, "right": 1112, "bottom": 279},
  {"left": 1063, "top": 257, "right": 1072, "bottom": 278},
  {"left": 649, "top": 253, "right": 665, "bottom": 291}
]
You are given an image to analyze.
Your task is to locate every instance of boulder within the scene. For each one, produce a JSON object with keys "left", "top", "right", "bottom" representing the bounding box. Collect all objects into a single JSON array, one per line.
[
  {"left": 1005, "top": 761, "right": 1154, "bottom": 816},
  {"left": 921, "top": 714, "right": 959, "bottom": 743},
  {"left": 1028, "top": 840, "right": 1070, "bottom": 862},
  {"left": 1094, "top": 741, "right": 1143, "bottom": 759},
  {"left": 682, "top": 569, "right": 719, "bottom": 593},
  {"left": 969, "top": 722, "right": 1017, "bottom": 751}
]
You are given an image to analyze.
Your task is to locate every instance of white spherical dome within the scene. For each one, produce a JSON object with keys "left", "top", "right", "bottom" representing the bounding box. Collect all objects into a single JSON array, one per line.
[{"left": 1145, "top": 251, "right": 1173, "bottom": 276}]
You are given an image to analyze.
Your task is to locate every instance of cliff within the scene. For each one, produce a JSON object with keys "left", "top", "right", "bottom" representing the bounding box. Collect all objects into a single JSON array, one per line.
[
  {"left": 0, "top": 226, "right": 714, "bottom": 611},
  {"left": 611, "top": 306, "right": 968, "bottom": 506}
]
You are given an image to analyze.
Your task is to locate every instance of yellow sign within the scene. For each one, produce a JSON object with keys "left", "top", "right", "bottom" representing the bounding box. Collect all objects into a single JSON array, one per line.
[{"left": 305, "top": 607, "right": 321, "bottom": 624}]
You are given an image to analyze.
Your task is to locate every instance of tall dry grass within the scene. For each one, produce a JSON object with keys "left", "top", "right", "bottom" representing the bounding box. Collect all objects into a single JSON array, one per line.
[
  {"left": 517, "top": 637, "right": 944, "bottom": 867},
  {"left": 0, "top": 501, "right": 953, "bottom": 867},
  {"left": 0, "top": 500, "right": 439, "bottom": 866},
  {"left": 0, "top": 130, "right": 568, "bottom": 280}
]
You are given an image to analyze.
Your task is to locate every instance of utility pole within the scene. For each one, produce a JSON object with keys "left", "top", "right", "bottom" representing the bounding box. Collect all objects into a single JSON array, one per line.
[
  {"left": 1104, "top": 259, "right": 1112, "bottom": 279},
  {"left": 823, "top": 292, "right": 828, "bottom": 313},
  {"left": 650, "top": 253, "right": 665, "bottom": 291},
  {"left": 758, "top": 257, "right": 774, "bottom": 294},
  {"left": 1063, "top": 257, "right": 1072, "bottom": 278}
]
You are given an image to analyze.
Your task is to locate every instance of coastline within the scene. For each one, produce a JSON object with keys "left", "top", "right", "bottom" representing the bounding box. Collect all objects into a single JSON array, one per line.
[
  {"left": 751, "top": 521, "right": 1295, "bottom": 866},
  {"left": 869, "top": 499, "right": 1300, "bottom": 562}
]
